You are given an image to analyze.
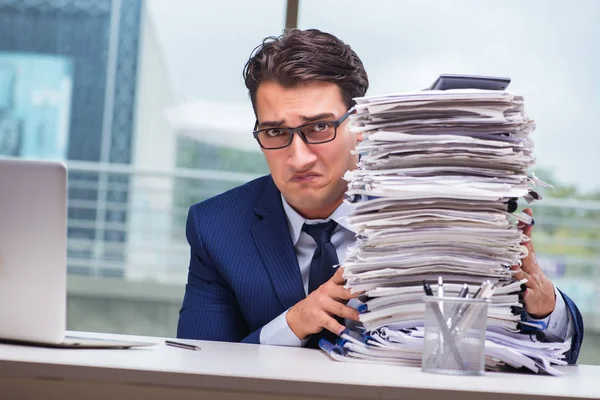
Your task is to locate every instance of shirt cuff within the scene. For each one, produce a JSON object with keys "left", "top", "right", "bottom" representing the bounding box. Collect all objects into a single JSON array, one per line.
[
  {"left": 259, "top": 309, "right": 309, "bottom": 347},
  {"left": 524, "top": 284, "right": 574, "bottom": 341}
]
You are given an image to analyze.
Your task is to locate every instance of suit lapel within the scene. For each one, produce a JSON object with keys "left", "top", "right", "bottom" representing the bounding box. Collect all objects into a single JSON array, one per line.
[{"left": 251, "top": 177, "right": 305, "bottom": 309}]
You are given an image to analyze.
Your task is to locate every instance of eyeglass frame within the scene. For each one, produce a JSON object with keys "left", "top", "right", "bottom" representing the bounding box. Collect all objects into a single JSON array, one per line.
[{"left": 252, "top": 106, "right": 356, "bottom": 150}]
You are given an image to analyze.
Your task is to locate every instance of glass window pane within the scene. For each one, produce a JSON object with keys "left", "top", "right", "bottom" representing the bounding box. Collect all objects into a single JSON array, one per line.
[
  {"left": 0, "top": 0, "right": 284, "bottom": 337},
  {"left": 300, "top": 0, "right": 600, "bottom": 364}
]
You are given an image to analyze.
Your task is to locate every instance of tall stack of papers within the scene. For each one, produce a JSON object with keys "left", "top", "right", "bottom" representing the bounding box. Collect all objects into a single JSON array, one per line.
[{"left": 321, "top": 89, "right": 567, "bottom": 375}]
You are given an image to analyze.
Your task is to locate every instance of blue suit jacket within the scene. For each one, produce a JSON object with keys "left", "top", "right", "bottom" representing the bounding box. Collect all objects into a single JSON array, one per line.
[
  {"left": 545, "top": 290, "right": 583, "bottom": 364},
  {"left": 178, "top": 175, "right": 304, "bottom": 344},
  {"left": 177, "top": 175, "right": 584, "bottom": 363}
]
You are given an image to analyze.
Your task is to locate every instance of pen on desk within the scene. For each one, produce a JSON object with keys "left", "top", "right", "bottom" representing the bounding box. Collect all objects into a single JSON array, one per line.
[{"left": 165, "top": 340, "right": 201, "bottom": 351}]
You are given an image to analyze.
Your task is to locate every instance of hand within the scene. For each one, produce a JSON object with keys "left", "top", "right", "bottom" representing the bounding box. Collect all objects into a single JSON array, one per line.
[
  {"left": 286, "top": 266, "right": 360, "bottom": 340},
  {"left": 511, "top": 208, "right": 556, "bottom": 319}
]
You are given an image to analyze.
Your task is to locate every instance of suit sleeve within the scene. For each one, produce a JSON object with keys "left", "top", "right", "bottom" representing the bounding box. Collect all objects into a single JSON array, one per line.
[
  {"left": 558, "top": 289, "right": 584, "bottom": 364},
  {"left": 521, "top": 287, "right": 584, "bottom": 364},
  {"left": 177, "top": 206, "right": 262, "bottom": 343}
]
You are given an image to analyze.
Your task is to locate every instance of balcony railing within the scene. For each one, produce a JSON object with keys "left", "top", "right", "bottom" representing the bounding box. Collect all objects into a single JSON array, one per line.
[
  {"left": 61, "top": 160, "right": 600, "bottom": 330},
  {"left": 65, "top": 159, "right": 261, "bottom": 282}
]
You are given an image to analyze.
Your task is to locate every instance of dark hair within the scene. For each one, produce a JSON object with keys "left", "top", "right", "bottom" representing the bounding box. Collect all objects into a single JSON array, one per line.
[{"left": 243, "top": 29, "right": 369, "bottom": 115}]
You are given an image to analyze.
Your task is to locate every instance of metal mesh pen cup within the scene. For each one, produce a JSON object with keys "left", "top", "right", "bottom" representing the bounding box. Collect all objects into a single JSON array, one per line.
[{"left": 422, "top": 296, "right": 490, "bottom": 375}]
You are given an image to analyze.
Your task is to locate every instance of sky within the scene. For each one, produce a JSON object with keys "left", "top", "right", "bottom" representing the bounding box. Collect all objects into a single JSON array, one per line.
[{"left": 147, "top": 0, "right": 600, "bottom": 192}]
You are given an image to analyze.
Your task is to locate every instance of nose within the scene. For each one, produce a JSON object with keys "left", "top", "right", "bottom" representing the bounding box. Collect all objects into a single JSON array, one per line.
[{"left": 287, "top": 133, "right": 317, "bottom": 171}]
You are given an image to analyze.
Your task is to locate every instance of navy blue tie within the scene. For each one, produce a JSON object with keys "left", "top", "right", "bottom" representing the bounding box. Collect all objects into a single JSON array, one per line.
[
  {"left": 302, "top": 220, "right": 341, "bottom": 349},
  {"left": 302, "top": 220, "right": 339, "bottom": 293}
]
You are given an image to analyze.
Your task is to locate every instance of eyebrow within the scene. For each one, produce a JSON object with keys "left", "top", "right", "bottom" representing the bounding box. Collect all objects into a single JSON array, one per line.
[{"left": 258, "top": 113, "right": 337, "bottom": 128}]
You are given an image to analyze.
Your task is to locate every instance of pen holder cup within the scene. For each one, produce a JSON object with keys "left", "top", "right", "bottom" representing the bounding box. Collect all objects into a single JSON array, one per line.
[{"left": 422, "top": 297, "right": 489, "bottom": 376}]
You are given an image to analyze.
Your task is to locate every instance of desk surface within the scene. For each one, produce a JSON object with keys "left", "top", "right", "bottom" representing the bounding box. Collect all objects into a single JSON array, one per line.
[{"left": 1, "top": 331, "right": 599, "bottom": 400}]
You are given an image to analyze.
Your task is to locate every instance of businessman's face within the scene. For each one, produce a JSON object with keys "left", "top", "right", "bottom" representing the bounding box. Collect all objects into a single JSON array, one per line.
[{"left": 255, "top": 81, "right": 360, "bottom": 219}]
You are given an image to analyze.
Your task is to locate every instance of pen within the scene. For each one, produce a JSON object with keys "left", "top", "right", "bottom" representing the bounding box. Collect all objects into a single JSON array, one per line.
[
  {"left": 453, "top": 281, "right": 494, "bottom": 337},
  {"left": 165, "top": 340, "right": 201, "bottom": 351},
  {"left": 480, "top": 281, "right": 494, "bottom": 300},
  {"left": 437, "top": 276, "right": 444, "bottom": 314},
  {"left": 422, "top": 281, "right": 466, "bottom": 369},
  {"left": 446, "top": 284, "right": 469, "bottom": 330},
  {"left": 450, "top": 281, "right": 485, "bottom": 331},
  {"left": 457, "top": 283, "right": 469, "bottom": 299},
  {"left": 422, "top": 280, "right": 434, "bottom": 296}
]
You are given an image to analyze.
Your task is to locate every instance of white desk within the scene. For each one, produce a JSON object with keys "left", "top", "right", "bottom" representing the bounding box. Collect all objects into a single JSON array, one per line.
[{"left": 1, "top": 331, "right": 599, "bottom": 400}]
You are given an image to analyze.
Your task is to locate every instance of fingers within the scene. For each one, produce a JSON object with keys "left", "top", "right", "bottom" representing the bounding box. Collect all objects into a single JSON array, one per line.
[
  {"left": 323, "top": 314, "right": 347, "bottom": 336},
  {"left": 522, "top": 287, "right": 533, "bottom": 302},
  {"left": 518, "top": 208, "right": 537, "bottom": 274},
  {"left": 331, "top": 266, "right": 345, "bottom": 285},
  {"left": 302, "top": 267, "right": 361, "bottom": 337},
  {"left": 327, "top": 283, "right": 359, "bottom": 301},
  {"left": 322, "top": 297, "right": 360, "bottom": 321},
  {"left": 511, "top": 266, "right": 526, "bottom": 282},
  {"left": 511, "top": 265, "right": 532, "bottom": 287},
  {"left": 312, "top": 298, "right": 360, "bottom": 336},
  {"left": 325, "top": 267, "right": 360, "bottom": 300},
  {"left": 521, "top": 239, "right": 538, "bottom": 275},
  {"left": 521, "top": 240, "right": 534, "bottom": 272},
  {"left": 521, "top": 208, "right": 534, "bottom": 238}
]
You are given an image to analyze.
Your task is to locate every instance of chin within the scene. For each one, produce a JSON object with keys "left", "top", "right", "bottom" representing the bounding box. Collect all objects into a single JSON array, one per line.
[
  {"left": 287, "top": 192, "right": 319, "bottom": 207},
  {"left": 297, "top": 191, "right": 342, "bottom": 211}
]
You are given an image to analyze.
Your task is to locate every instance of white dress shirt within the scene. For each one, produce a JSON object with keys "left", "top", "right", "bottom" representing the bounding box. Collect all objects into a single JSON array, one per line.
[
  {"left": 259, "top": 195, "right": 574, "bottom": 346},
  {"left": 259, "top": 196, "right": 356, "bottom": 346}
]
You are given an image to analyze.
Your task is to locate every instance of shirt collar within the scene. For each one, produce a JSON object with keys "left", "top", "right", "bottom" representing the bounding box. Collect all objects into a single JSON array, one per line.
[{"left": 281, "top": 194, "right": 357, "bottom": 246}]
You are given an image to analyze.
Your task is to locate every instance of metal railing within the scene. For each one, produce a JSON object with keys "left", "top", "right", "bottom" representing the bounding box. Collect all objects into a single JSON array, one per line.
[
  {"left": 62, "top": 160, "right": 600, "bottom": 327},
  {"left": 65, "top": 160, "right": 261, "bottom": 282}
]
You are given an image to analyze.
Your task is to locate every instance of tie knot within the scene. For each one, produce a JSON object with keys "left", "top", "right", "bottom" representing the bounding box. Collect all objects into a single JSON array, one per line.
[{"left": 302, "top": 220, "right": 338, "bottom": 246}]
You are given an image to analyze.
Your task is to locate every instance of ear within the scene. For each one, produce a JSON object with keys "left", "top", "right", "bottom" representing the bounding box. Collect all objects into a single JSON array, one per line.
[{"left": 356, "top": 132, "right": 364, "bottom": 143}]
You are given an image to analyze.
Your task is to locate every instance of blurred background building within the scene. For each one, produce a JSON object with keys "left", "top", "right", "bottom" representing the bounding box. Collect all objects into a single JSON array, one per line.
[{"left": 0, "top": 0, "right": 598, "bottom": 363}]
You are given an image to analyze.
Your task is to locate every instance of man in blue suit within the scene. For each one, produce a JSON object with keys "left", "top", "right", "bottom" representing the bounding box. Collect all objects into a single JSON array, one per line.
[{"left": 177, "top": 29, "right": 583, "bottom": 363}]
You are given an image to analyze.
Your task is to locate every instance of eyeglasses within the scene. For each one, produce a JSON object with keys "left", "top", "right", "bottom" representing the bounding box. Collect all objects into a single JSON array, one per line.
[{"left": 253, "top": 107, "right": 355, "bottom": 150}]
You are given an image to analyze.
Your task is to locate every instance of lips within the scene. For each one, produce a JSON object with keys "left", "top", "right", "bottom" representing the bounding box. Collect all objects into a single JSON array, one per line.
[{"left": 291, "top": 173, "right": 321, "bottom": 183}]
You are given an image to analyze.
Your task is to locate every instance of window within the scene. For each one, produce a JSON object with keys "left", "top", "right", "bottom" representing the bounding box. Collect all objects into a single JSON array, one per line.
[
  {"left": 299, "top": 0, "right": 600, "bottom": 364},
  {"left": 2, "top": 0, "right": 598, "bottom": 364},
  {"left": 0, "top": 0, "right": 283, "bottom": 337}
]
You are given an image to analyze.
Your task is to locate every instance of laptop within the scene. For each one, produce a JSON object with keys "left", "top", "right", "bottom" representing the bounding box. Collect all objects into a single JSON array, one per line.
[{"left": 0, "top": 158, "right": 154, "bottom": 348}]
